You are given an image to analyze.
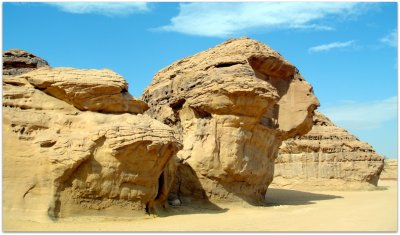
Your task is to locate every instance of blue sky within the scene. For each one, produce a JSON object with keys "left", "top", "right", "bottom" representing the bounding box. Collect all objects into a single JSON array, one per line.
[{"left": 3, "top": 2, "right": 398, "bottom": 159}]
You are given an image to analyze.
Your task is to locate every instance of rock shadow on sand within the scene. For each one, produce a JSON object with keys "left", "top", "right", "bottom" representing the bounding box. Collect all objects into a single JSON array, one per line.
[
  {"left": 265, "top": 188, "right": 343, "bottom": 206},
  {"left": 157, "top": 163, "right": 229, "bottom": 218},
  {"left": 156, "top": 201, "right": 229, "bottom": 218}
]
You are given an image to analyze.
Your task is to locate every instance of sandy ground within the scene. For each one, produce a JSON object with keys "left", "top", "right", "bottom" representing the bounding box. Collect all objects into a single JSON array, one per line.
[{"left": 3, "top": 180, "right": 397, "bottom": 232}]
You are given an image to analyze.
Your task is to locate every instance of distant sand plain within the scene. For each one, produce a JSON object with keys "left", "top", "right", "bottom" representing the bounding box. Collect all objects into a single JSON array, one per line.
[{"left": 4, "top": 180, "right": 397, "bottom": 232}]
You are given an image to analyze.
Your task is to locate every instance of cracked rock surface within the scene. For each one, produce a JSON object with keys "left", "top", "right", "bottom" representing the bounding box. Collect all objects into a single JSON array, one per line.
[
  {"left": 3, "top": 49, "right": 49, "bottom": 76},
  {"left": 18, "top": 67, "right": 149, "bottom": 114},
  {"left": 3, "top": 52, "right": 180, "bottom": 221},
  {"left": 143, "top": 37, "right": 319, "bottom": 205}
]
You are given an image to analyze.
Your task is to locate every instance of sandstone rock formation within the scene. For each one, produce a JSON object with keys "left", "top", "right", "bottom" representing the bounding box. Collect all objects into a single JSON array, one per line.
[
  {"left": 273, "top": 112, "right": 384, "bottom": 190},
  {"left": 3, "top": 49, "right": 49, "bottom": 76},
  {"left": 3, "top": 52, "right": 181, "bottom": 222},
  {"left": 18, "top": 67, "right": 148, "bottom": 114},
  {"left": 380, "top": 159, "right": 398, "bottom": 180},
  {"left": 143, "top": 37, "right": 319, "bottom": 205}
]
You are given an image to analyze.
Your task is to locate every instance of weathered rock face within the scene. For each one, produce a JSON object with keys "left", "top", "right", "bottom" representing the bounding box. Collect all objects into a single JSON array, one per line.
[
  {"left": 381, "top": 159, "right": 398, "bottom": 180},
  {"left": 3, "top": 49, "right": 49, "bottom": 76},
  {"left": 143, "top": 37, "right": 319, "bottom": 204},
  {"left": 17, "top": 67, "right": 149, "bottom": 114},
  {"left": 3, "top": 54, "right": 180, "bottom": 221},
  {"left": 273, "top": 112, "right": 384, "bottom": 190}
]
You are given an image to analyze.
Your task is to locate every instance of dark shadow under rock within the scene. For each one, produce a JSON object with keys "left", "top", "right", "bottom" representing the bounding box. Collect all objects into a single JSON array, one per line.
[{"left": 265, "top": 188, "right": 343, "bottom": 206}]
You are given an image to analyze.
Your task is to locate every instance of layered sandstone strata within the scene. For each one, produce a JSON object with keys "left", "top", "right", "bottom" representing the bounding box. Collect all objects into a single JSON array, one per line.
[
  {"left": 380, "top": 159, "right": 398, "bottom": 180},
  {"left": 22, "top": 67, "right": 148, "bottom": 114},
  {"left": 143, "top": 37, "right": 319, "bottom": 205},
  {"left": 3, "top": 53, "right": 180, "bottom": 221},
  {"left": 273, "top": 112, "right": 384, "bottom": 190}
]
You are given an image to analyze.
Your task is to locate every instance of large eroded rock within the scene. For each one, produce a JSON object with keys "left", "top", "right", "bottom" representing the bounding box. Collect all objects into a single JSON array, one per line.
[
  {"left": 3, "top": 54, "right": 180, "bottom": 221},
  {"left": 17, "top": 67, "right": 148, "bottom": 114},
  {"left": 3, "top": 49, "right": 49, "bottom": 76},
  {"left": 143, "top": 37, "right": 319, "bottom": 204},
  {"left": 273, "top": 112, "right": 384, "bottom": 190}
]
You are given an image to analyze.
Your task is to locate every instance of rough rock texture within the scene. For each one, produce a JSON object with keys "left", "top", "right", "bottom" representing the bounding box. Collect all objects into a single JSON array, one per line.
[
  {"left": 273, "top": 112, "right": 385, "bottom": 190},
  {"left": 143, "top": 37, "right": 319, "bottom": 205},
  {"left": 3, "top": 49, "right": 49, "bottom": 76},
  {"left": 380, "top": 159, "right": 398, "bottom": 180},
  {"left": 3, "top": 55, "right": 180, "bottom": 221},
  {"left": 17, "top": 67, "right": 149, "bottom": 114}
]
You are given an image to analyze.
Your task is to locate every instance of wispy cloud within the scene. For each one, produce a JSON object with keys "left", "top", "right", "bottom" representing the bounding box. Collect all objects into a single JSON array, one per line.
[
  {"left": 321, "top": 96, "right": 397, "bottom": 130},
  {"left": 44, "top": 2, "right": 149, "bottom": 16},
  {"left": 157, "top": 2, "right": 365, "bottom": 37},
  {"left": 308, "top": 40, "right": 355, "bottom": 53},
  {"left": 380, "top": 30, "right": 397, "bottom": 47}
]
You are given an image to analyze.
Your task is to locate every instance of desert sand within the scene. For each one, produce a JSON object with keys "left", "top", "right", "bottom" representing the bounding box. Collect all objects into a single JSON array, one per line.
[{"left": 4, "top": 180, "right": 397, "bottom": 232}]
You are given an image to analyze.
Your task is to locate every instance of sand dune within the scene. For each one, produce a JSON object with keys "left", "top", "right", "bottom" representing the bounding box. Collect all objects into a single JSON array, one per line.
[{"left": 4, "top": 180, "right": 397, "bottom": 232}]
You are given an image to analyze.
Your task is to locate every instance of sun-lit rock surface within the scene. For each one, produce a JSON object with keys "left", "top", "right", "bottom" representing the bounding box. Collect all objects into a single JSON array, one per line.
[
  {"left": 143, "top": 37, "right": 319, "bottom": 204},
  {"left": 3, "top": 52, "right": 180, "bottom": 221},
  {"left": 380, "top": 159, "right": 397, "bottom": 180},
  {"left": 18, "top": 67, "right": 148, "bottom": 114},
  {"left": 273, "top": 112, "right": 385, "bottom": 190}
]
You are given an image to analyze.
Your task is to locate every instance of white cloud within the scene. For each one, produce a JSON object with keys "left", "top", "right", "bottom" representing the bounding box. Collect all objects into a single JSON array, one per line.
[
  {"left": 308, "top": 40, "right": 355, "bottom": 53},
  {"left": 321, "top": 96, "right": 397, "bottom": 130},
  {"left": 380, "top": 30, "right": 397, "bottom": 47},
  {"left": 44, "top": 2, "right": 149, "bottom": 16},
  {"left": 158, "top": 2, "right": 363, "bottom": 37}
]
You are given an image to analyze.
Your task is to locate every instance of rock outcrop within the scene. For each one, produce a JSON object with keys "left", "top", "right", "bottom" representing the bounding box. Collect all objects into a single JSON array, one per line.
[
  {"left": 143, "top": 37, "right": 319, "bottom": 205},
  {"left": 3, "top": 52, "right": 181, "bottom": 222},
  {"left": 18, "top": 67, "right": 148, "bottom": 114},
  {"left": 3, "top": 49, "right": 49, "bottom": 76},
  {"left": 273, "top": 112, "right": 384, "bottom": 190},
  {"left": 381, "top": 159, "right": 398, "bottom": 180}
]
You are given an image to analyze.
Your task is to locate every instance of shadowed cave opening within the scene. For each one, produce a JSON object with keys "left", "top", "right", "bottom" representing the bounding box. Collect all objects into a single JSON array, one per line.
[
  {"left": 169, "top": 98, "right": 186, "bottom": 111},
  {"left": 213, "top": 61, "right": 245, "bottom": 68},
  {"left": 155, "top": 172, "right": 165, "bottom": 201},
  {"left": 146, "top": 171, "right": 168, "bottom": 214},
  {"left": 3, "top": 61, "right": 37, "bottom": 69},
  {"left": 191, "top": 106, "right": 212, "bottom": 119}
]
